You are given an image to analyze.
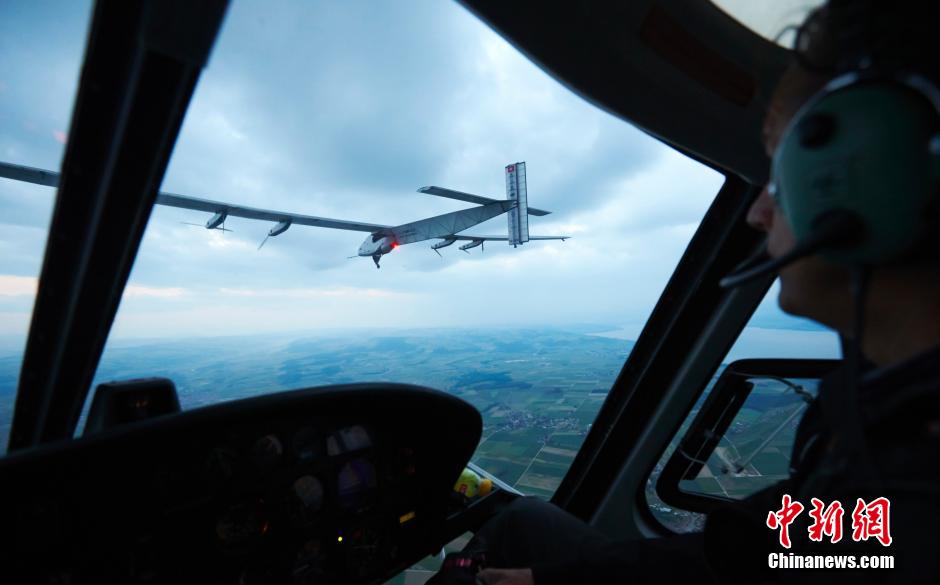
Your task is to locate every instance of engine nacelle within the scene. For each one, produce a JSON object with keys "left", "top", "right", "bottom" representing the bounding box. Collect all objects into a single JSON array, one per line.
[
  {"left": 432, "top": 237, "right": 457, "bottom": 250},
  {"left": 268, "top": 219, "right": 292, "bottom": 237},
  {"left": 459, "top": 239, "right": 484, "bottom": 252},
  {"left": 206, "top": 211, "right": 228, "bottom": 230}
]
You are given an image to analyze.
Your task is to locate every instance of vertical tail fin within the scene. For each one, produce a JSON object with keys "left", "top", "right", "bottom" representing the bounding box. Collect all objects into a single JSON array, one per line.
[{"left": 505, "top": 162, "right": 529, "bottom": 247}]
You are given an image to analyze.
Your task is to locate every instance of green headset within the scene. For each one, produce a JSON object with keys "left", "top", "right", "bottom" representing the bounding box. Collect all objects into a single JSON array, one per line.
[
  {"left": 768, "top": 71, "right": 940, "bottom": 495},
  {"left": 771, "top": 72, "right": 940, "bottom": 267},
  {"left": 721, "top": 71, "right": 940, "bottom": 289}
]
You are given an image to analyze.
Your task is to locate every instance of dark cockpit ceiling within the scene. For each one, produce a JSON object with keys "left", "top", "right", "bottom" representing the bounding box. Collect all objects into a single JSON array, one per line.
[{"left": 460, "top": 0, "right": 789, "bottom": 185}]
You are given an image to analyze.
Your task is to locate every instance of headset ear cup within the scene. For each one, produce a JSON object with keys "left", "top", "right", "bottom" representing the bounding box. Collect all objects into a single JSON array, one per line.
[{"left": 774, "top": 81, "right": 940, "bottom": 266}]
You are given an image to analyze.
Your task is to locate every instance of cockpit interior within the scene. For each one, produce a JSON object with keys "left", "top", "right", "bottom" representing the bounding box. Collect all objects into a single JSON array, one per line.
[{"left": 0, "top": 1, "right": 857, "bottom": 583}]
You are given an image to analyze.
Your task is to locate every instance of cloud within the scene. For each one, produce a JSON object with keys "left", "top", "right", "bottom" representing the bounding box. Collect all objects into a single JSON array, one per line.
[
  {"left": 0, "top": 1, "right": 90, "bottom": 171},
  {"left": 124, "top": 285, "right": 187, "bottom": 299},
  {"left": 218, "top": 286, "right": 411, "bottom": 300},
  {"left": 0, "top": 275, "right": 37, "bottom": 296},
  {"left": 0, "top": 310, "right": 31, "bottom": 337}
]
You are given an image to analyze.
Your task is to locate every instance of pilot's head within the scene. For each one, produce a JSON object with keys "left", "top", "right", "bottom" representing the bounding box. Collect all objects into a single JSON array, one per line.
[{"left": 745, "top": 1, "right": 940, "bottom": 362}]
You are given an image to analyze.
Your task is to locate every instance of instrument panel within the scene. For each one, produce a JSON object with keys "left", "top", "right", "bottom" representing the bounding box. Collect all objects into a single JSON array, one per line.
[{"left": 0, "top": 383, "right": 481, "bottom": 584}]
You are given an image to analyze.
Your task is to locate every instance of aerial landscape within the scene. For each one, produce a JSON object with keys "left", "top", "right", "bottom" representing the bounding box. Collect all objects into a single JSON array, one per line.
[{"left": 0, "top": 327, "right": 631, "bottom": 497}]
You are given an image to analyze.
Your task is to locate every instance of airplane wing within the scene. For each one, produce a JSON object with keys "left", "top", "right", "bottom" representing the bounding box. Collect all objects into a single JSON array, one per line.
[
  {"left": 388, "top": 200, "right": 514, "bottom": 245},
  {"left": 0, "top": 160, "right": 390, "bottom": 233},
  {"left": 417, "top": 186, "right": 551, "bottom": 216},
  {"left": 1, "top": 160, "right": 561, "bottom": 241},
  {"left": 155, "top": 193, "right": 389, "bottom": 233}
]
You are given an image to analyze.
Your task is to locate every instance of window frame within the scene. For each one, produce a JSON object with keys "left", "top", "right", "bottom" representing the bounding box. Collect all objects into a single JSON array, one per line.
[{"left": 655, "top": 357, "right": 839, "bottom": 514}]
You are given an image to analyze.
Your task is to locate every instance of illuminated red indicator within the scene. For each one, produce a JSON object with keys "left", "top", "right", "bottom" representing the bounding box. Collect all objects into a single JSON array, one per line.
[
  {"left": 507, "top": 165, "right": 514, "bottom": 172},
  {"left": 391, "top": 242, "right": 399, "bottom": 249}
]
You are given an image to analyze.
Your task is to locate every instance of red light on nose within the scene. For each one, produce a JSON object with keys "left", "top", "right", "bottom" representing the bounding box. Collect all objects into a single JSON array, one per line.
[{"left": 391, "top": 242, "right": 399, "bottom": 249}]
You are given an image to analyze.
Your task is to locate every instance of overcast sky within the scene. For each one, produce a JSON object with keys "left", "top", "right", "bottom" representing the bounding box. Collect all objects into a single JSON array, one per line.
[{"left": 0, "top": 1, "right": 835, "bottom": 359}]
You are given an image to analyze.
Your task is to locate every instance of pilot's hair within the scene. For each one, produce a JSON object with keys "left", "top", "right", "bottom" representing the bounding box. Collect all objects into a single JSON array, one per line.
[
  {"left": 792, "top": 0, "right": 940, "bottom": 81},
  {"left": 772, "top": 0, "right": 940, "bottom": 116}
]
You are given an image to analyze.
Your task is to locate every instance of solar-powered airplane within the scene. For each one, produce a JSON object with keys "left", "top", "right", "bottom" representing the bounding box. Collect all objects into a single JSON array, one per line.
[{"left": 0, "top": 160, "right": 567, "bottom": 268}]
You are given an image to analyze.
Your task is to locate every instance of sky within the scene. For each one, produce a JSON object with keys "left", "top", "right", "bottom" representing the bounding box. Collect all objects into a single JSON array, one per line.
[{"left": 0, "top": 1, "right": 835, "bottom": 357}]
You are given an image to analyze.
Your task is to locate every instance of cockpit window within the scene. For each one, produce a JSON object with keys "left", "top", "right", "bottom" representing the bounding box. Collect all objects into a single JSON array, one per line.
[
  {"left": 0, "top": 1, "right": 94, "bottom": 451},
  {"left": 2, "top": 0, "right": 723, "bottom": 502}
]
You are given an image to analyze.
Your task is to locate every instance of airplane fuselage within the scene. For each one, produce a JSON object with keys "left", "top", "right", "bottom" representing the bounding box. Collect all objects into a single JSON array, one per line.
[
  {"left": 358, "top": 234, "right": 398, "bottom": 267},
  {"left": 358, "top": 235, "right": 396, "bottom": 257}
]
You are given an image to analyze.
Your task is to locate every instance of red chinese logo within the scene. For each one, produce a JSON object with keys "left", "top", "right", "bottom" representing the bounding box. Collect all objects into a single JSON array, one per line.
[
  {"left": 851, "top": 497, "right": 892, "bottom": 546},
  {"left": 767, "top": 495, "right": 892, "bottom": 548},
  {"left": 808, "top": 498, "right": 844, "bottom": 543},
  {"left": 766, "top": 493, "right": 804, "bottom": 549}
]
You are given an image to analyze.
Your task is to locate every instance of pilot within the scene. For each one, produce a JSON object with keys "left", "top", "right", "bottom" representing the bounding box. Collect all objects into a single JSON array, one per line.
[{"left": 436, "top": 2, "right": 940, "bottom": 584}]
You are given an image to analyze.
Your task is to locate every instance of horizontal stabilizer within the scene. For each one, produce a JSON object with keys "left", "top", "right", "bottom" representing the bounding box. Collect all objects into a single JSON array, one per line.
[
  {"left": 449, "top": 234, "right": 568, "bottom": 242},
  {"left": 0, "top": 161, "right": 60, "bottom": 188},
  {"left": 417, "top": 186, "right": 550, "bottom": 216}
]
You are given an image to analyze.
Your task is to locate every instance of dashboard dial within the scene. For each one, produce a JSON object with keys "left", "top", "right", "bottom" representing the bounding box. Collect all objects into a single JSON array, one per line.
[
  {"left": 292, "top": 427, "right": 320, "bottom": 462},
  {"left": 290, "top": 475, "right": 324, "bottom": 525},
  {"left": 337, "top": 459, "right": 377, "bottom": 511},
  {"left": 249, "top": 434, "right": 283, "bottom": 472},
  {"left": 326, "top": 425, "right": 371, "bottom": 456}
]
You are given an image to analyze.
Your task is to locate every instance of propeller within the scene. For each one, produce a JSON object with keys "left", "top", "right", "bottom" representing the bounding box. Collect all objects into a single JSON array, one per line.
[
  {"left": 258, "top": 219, "right": 292, "bottom": 251},
  {"left": 433, "top": 247, "right": 442, "bottom": 257},
  {"left": 181, "top": 222, "right": 233, "bottom": 232}
]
